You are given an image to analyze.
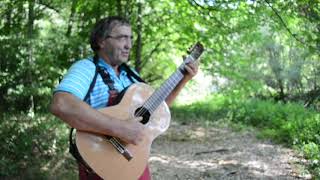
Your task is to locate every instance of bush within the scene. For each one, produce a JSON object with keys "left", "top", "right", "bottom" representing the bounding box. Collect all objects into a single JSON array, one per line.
[
  {"left": 224, "top": 97, "right": 320, "bottom": 176},
  {"left": 0, "top": 113, "right": 76, "bottom": 179},
  {"left": 171, "top": 94, "right": 228, "bottom": 124}
]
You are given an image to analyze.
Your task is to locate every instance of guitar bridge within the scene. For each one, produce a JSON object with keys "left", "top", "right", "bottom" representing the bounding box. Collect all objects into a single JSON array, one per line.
[{"left": 106, "top": 136, "right": 133, "bottom": 161}]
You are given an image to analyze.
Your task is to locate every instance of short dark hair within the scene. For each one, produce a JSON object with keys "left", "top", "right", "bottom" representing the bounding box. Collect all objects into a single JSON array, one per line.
[{"left": 90, "top": 16, "right": 130, "bottom": 52}]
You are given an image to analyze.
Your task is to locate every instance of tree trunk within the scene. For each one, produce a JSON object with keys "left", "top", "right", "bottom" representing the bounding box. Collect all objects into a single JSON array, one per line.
[
  {"left": 27, "top": 0, "right": 35, "bottom": 116},
  {"left": 117, "top": 0, "right": 123, "bottom": 17},
  {"left": 124, "top": 0, "right": 133, "bottom": 18},
  {"left": 66, "top": 0, "right": 78, "bottom": 37},
  {"left": 134, "top": 2, "right": 143, "bottom": 73},
  {"left": 267, "top": 47, "right": 286, "bottom": 102}
]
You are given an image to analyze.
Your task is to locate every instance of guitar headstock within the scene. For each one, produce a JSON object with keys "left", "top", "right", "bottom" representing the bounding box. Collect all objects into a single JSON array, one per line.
[{"left": 185, "top": 42, "right": 204, "bottom": 64}]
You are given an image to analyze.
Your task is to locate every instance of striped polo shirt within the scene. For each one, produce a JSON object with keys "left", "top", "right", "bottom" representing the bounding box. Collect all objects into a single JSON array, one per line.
[{"left": 54, "top": 57, "right": 138, "bottom": 109}]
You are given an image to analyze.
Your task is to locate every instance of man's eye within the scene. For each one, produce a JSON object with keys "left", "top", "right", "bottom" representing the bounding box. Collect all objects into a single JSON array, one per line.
[{"left": 120, "top": 35, "right": 133, "bottom": 41}]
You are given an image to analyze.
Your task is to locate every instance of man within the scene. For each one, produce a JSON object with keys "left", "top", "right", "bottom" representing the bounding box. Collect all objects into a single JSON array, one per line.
[{"left": 50, "top": 16, "right": 198, "bottom": 180}]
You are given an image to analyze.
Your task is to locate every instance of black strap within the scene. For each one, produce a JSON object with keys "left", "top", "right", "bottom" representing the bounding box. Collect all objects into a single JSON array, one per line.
[
  {"left": 83, "top": 70, "right": 99, "bottom": 102},
  {"left": 120, "top": 63, "right": 145, "bottom": 83},
  {"left": 68, "top": 128, "right": 95, "bottom": 173},
  {"left": 83, "top": 55, "right": 100, "bottom": 102},
  {"left": 97, "top": 66, "right": 117, "bottom": 91}
]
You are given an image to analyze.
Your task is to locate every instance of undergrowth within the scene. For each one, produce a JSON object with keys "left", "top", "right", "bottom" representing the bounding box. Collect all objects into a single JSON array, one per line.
[
  {"left": 0, "top": 113, "right": 77, "bottom": 179},
  {"left": 172, "top": 94, "right": 320, "bottom": 177}
]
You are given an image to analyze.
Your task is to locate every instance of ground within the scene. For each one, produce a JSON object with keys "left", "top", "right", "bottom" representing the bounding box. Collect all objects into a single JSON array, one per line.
[{"left": 149, "top": 121, "right": 312, "bottom": 180}]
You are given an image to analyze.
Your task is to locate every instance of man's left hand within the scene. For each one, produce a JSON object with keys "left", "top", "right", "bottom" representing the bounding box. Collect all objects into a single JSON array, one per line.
[{"left": 183, "top": 61, "right": 199, "bottom": 81}]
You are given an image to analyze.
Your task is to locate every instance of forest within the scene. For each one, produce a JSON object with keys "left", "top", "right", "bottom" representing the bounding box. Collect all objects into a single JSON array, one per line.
[{"left": 0, "top": 0, "right": 319, "bottom": 179}]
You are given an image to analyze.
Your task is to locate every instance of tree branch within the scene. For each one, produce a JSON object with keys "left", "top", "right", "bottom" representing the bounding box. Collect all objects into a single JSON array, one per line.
[
  {"left": 187, "top": 0, "right": 233, "bottom": 33},
  {"left": 38, "top": 0, "right": 60, "bottom": 14},
  {"left": 264, "top": 0, "right": 305, "bottom": 45}
]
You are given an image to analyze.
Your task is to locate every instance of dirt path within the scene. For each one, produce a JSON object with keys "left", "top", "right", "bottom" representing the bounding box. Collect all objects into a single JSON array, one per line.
[{"left": 149, "top": 122, "right": 312, "bottom": 180}]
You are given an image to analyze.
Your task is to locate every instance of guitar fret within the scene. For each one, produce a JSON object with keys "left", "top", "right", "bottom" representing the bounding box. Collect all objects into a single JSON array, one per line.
[
  {"left": 145, "top": 70, "right": 184, "bottom": 113},
  {"left": 141, "top": 42, "right": 204, "bottom": 114}
]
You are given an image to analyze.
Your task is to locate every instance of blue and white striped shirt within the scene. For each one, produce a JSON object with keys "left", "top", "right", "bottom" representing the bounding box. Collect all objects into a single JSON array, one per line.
[{"left": 54, "top": 57, "right": 138, "bottom": 109}]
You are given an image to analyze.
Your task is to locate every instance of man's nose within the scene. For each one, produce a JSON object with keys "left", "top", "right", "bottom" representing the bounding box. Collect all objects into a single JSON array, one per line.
[{"left": 124, "top": 38, "right": 132, "bottom": 49}]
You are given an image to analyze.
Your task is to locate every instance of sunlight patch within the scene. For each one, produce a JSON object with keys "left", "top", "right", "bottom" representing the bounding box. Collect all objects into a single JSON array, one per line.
[{"left": 149, "top": 154, "right": 219, "bottom": 171}]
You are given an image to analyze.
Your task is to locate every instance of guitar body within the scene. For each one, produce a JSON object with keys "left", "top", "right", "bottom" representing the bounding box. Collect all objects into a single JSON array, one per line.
[{"left": 76, "top": 83, "right": 171, "bottom": 180}]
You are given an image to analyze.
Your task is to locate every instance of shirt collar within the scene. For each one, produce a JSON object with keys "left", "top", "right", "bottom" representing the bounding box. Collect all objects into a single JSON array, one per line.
[{"left": 95, "top": 57, "right": 127, "bottom": 77}]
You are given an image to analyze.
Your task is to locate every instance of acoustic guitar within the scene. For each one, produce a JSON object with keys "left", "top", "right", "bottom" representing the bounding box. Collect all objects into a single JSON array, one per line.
[{"left": 76, "top": 42, "right": 204, "bottom": 179}]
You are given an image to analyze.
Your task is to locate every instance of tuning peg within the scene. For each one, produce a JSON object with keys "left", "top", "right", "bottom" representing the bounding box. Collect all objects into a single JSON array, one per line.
[
  {"left": 187, "top": 45, "right": 194, "bottom": 54},
  {"left": 182, "top": 55, "right": 186, "bottom": 61}
]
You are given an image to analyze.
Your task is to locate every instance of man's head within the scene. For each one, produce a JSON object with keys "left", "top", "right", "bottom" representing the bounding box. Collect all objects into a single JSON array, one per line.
[{"left": 90, "top": 16, "right": 133, "bottom": 66}]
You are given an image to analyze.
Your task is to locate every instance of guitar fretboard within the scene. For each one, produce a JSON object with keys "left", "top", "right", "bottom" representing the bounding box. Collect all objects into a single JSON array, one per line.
[
  {"left": 143, "top": 68, "right": 184, "bottom": 113},
  {"left": 139, "top": 42, "right": 204, "bottom": 115}
]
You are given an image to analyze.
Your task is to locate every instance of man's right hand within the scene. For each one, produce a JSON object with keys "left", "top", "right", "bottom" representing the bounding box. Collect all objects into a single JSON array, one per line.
[
  {"left": 51, "top": 92, "right": 150, "bottom": 146},
  {"left": 116, "top": 117, "right": 149, "bottom": 146}
]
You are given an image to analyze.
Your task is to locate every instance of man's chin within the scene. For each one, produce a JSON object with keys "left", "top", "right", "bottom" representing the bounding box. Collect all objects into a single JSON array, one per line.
[{"left": 120, "top": 58, "right": 129, "bottom": 63}]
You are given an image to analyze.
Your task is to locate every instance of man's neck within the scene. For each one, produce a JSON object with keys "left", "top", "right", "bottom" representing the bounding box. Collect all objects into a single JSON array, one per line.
[{"left": 98, "top": 53, "right": 120, "bottom": 76}]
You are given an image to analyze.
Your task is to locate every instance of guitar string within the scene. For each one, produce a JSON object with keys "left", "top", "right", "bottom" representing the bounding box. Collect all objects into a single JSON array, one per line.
[
  {"left": 148, "top": 66, "right": 185, "bottom": 112},
  {"left": 141, "top": 72, "right": 178, "bottom": 114},
  {"left": 134, "top": 74, "right": 177, "bottom": 117},
  {"left": 134, "top": 73, "right": 177, "bottom": 116},
  {"left": 134, "top": 59, "right": 190, "bottom": 117},
  {"left": 149, "top": 65, "right": 184, "bottom": 110},
  {"left": 148, "top": 72, "right": 181, "bottom": 112},
  {"left": 134, "top": 53, "right": 200, "bottom": 118},
  {"left": 134, "top": 69, "right": 184, "bottom": 118}
]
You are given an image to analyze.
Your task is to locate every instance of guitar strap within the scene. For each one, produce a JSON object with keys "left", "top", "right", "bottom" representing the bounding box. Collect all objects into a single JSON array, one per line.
[{"left": 68, "top": 56, "right": 145, "bottom": 178}]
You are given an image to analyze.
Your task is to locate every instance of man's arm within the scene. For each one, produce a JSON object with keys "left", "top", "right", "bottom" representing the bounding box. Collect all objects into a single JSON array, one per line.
[
  {"left": 50, "top": 92, "right": 146, "bottom": 145},
  {"left": 165, "top": 62, "right": 199, "bottom": 106}
]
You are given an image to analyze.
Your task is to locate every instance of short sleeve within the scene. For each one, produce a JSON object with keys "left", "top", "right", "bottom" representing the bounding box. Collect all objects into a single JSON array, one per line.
[{"left": 54, "top": 59, "right": 96, "bottom": 100}]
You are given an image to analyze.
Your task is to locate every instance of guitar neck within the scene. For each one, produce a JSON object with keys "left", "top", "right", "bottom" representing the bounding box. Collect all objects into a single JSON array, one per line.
[
  {"left": 143, "top": 42, "right": 204, "bottom": 114},
  {"left": 143, "top": 63, "right": 187, "bottom": 113}
]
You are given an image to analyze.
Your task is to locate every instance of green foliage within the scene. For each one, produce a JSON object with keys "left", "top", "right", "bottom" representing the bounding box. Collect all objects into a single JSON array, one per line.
[
  {"left": 302, "top": 141, "right": 320, "bottom": 177},
  {"left": 0, "top": 113, "right": 76, "bottom": 179},
  {"left": 226, "top": 98, "right": 318, "bottom": 143},
  {"left": 171, "top": 94, "right": 228, "bottom": 124}
]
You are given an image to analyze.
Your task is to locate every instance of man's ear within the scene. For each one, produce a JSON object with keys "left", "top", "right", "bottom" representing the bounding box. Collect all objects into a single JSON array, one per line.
[{"left": 98, "top": 39, "right": 105, "bottom": 49}]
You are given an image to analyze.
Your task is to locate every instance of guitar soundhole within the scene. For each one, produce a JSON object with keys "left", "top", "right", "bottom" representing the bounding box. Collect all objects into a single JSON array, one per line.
[{"left": 134, "top": 107, "right": 150, "bottom": 124}]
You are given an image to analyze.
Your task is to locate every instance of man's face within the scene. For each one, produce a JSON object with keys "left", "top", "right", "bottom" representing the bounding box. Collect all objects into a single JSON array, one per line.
[{"left": 100, "top": 24, "right": 133, "bottom": 66}]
